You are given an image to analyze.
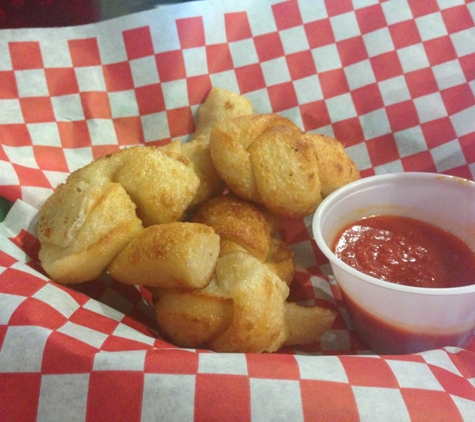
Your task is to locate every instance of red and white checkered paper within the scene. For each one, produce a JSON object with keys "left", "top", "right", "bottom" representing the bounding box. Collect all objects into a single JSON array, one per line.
[{"left": 1, "top": 0, "right": 475, "bottom": 420}]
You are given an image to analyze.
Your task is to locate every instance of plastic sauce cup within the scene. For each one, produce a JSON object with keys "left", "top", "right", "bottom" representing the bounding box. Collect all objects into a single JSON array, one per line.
[{"left": 313, "top": 172, "right": 475, "bottom": 354}]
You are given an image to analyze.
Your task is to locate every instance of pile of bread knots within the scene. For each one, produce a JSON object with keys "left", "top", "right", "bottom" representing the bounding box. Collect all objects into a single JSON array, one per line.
[{"left": 37, "top": 87, "right": 360, "bottom": 353}]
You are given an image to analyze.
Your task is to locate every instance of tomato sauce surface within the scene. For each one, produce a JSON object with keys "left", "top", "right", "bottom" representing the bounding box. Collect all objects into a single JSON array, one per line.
[{"left": 332, "top": 215, "right": 475, "bottom": 288}]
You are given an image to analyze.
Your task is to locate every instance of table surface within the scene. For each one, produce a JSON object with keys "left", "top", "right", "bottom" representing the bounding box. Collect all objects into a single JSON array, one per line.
[{"left": 101, "top": 0, "right": 195, "bottom": 21}]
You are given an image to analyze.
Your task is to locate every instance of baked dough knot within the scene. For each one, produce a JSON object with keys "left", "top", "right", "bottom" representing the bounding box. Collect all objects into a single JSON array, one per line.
[
  {"left": 209, "top": 113, "right": 360, "bottom": 218},
  {"left": 37, "top": 144, "right": 222, "bottom": 284},
  {"left": 148, "top": 194, "right": 336, "bottom": 353}
]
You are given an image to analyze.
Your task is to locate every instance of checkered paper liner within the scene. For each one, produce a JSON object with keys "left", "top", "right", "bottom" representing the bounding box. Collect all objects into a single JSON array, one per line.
[{"left": 1, "top": 0, "right": 475, "bottom": 420}]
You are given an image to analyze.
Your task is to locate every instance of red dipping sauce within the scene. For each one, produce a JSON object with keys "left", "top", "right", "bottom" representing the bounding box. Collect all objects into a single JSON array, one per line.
[
  {"left": 343, "top": 293, "right": 474, "bottom": 354},
  {"left": 332, "top": 215, "right": 475, "bottom": 288}
]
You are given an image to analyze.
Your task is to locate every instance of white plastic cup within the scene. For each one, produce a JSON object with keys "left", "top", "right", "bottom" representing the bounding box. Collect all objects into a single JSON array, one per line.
[{"left": 313, "top": 172, "right": 475, "bottom": 354}]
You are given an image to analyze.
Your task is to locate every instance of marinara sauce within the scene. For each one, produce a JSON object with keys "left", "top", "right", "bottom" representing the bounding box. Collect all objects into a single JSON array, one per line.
[
  {"left": 342, "top": 292, "right": 473, "bottom": 354},
  {"left": 332, "top": 215, "right": 475, "bottom": 288}
]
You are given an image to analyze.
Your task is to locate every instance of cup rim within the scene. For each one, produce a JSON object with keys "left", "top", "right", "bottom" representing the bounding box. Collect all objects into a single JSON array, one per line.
[{"left": 312, "top": 171, "right": 475, "bottom": 296}]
